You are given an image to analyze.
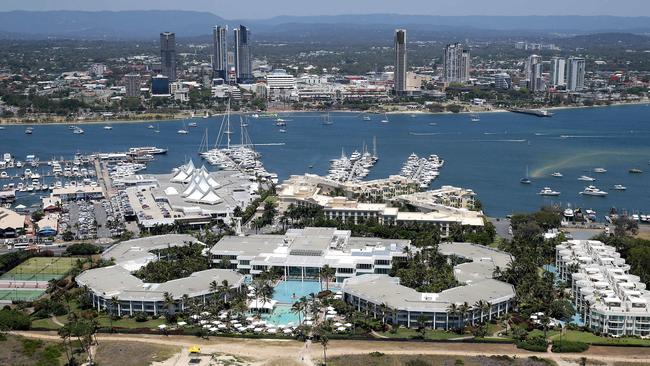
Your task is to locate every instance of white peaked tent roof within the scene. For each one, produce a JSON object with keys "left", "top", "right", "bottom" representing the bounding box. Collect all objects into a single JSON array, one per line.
[
  {"left": 180, "top": 166, "right": 222, "bottom": 205},
  {"left": 171, "top": 160, "right": 196, "bottom": 183}
]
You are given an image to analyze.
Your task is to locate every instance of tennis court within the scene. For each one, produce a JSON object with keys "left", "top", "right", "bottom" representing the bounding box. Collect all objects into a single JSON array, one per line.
[
  {"left": 0, "top": 289, "right": 45, "bottom": 301},
  {"left": 0, "top": 257, "right": 77, "bottom": 282}
]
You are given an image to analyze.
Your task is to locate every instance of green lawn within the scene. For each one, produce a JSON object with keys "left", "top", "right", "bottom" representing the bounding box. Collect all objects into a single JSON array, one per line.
[
  {"left": 378, "top": 328, "right": 463, "bottom": 340},
  {"left": 97, "top": 315, "right": 166, "bottom": 329},
  {"left": 550, "top": 330, "right": 650, "bottom": 346}
]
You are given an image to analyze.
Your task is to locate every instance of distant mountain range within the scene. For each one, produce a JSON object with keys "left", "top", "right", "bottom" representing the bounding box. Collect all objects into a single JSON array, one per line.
[{"left": 0, "top": 11, "right": 649, "bottom": 40}]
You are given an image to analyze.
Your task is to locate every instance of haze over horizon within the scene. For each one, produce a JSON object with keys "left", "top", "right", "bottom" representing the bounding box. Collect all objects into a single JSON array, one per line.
[{"left": 2, "top": 0, "right": 649, "bottom": 19}]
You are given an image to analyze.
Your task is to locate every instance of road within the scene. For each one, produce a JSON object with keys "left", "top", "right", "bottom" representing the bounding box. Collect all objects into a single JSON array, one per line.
[{"left": 12, "top": 331, "right": 650, "bottom": 366}]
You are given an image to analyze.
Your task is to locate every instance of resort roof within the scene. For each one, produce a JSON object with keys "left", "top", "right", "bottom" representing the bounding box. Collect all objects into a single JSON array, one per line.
[{"left": 102, "top": 234, "right": 203, "bottom": 272}]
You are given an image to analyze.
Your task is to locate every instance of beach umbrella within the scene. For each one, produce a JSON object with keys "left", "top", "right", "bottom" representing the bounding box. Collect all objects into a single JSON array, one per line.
[
  {"left": 337, "top": 327, "right": 346, "bottom": 332},
  {"left": 283, "top": 328, "right": 293, "bottom": 334},
  {"left": 217, "top": 324, "right": 227, "bottom": 329},
  {"left": 177, "top": 321, "right": 187, "bottom": 326},
  {"left": 254, "top": 328, "right": 264, "bottom": 332},
  {"left": 158, "top": 324, "right": 167, "bottom": 329},
  {"left": 267, "top": 328, "right": 277, "bottom": 333},
  {"left": 334, "top": 322, "right": 342, "bottom": 327}
]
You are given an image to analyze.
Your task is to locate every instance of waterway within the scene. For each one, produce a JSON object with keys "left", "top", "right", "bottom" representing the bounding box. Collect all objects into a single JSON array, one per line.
[{"left": 1, "top": 104, "right": 649, "bottom": 217}]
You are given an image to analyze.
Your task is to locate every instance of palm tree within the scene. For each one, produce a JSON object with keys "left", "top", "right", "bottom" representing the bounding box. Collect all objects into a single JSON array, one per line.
[
  {"left": 474, "top": 300, "right": 491, "bottom": 323},
  {"left": 417, "top": 314, "right": 428, "bottom": 338},
  {"left": 320, "top": 334, "right": 329, "bottom": 365},
  {"left": 291, "top": 297, "right": 307, "bottom": 325},
  {"left": 163, "top": 292, "right": 175, "bottom": 318},
  {"left": 447, "top": 303, "right": 459, "bottom": 330},
  {"left": 109, "top": 296, "right": 119, "bottom": 332},
  {"left": 459, "top": 302, "right": 470, "bottom": 329},
  {"left": 181, "top": 294, "right": 190, "bottom": 313},
  {"left": 319, "top": 265, "right": 335, "bottom": 291}
]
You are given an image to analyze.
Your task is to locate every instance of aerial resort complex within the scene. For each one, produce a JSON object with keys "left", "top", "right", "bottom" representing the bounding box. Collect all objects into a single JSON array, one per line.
[{"left": 556, "top": 240, "right": 650, "bottom": 337}]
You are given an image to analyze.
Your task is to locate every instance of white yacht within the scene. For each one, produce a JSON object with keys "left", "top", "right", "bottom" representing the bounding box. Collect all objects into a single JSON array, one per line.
[
  {"left": 103, "top": 125, "right": 113, "bottom": 130},
  {"left": 73, "top": 127, "right": 84, "bottom": 134},
  {"left": 580, "top": 185, "right": 608, "bottom": 196},
  {"left": 147, "top": 125, "right": 155, "bottom": 129},
  {"left": 613, "top": 184, "right": 627, "bottom": 191},
  {"left": 551, "top": 172, "right": 563, "bottom": 178},
  {"left": 563, "top": 208, "right": 574, "bottom": 218},
  {"left": 578, "top": 175, "right": 595, "bottom": 182},
  {"left": 593, "top": 168, "right": 607, "bottom": 173},
  {"left": 538, "top": 187, "right": 561, "bottom": 196}
]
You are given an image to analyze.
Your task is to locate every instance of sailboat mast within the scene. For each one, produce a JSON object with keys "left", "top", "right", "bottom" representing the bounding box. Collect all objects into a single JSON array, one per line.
[{"left": 373, "top": 136, "right": 377, "bottom": 158}]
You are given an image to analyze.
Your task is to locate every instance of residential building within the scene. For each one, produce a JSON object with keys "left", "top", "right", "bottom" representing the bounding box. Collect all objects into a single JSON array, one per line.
[
  {"left": 567, "top": 57, "right": 586, "bottom": 91},
  {"left": 494, "top": 73, "right": 512, "bottom": 89},
  {"left": 124, "top": 74, "right": 141, "bottom": 98},
  {"left": 0, "top": 207, "right": 25, "bottom": 238},
  {"left": 234, "top": 25, "right": 252, "bottom": 82},
  {"left": 443, "top": 43, "right": 469, "bottom": 83},
  {"left": 160, "top": 32, "right": 177, "bottom": 81},
  {"left": 266, "top": 69, "right": 296, "bottom": 101},
  {"left": 212, "top": 25, "right": 228, "bottom": 81},
  {"left": 526, "top": 54, "right": 544, "bottom": 92},
  {"left": 556, "top": 240, "right": 650, "bottom": 337},
  {"left": 76, "top": 235, "right": 245, "bottom": 316},
  {"left": 394, "top": 29, "right": 407, "bottom": 95},
  {"left": 550, "top": 57, "right": 566, "bottom": 87},
  {"left": 210, "top": 227, "right": 411, "bottom": 279},
  {"left": 341, "top": 242, "right": 515, "bottom": 329},
  {"left": 151, "top": 74, "right": 170, "bottom": 96}
]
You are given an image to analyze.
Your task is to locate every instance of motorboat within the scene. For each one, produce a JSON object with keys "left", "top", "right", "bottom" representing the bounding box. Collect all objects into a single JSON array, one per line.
[
  {"left": 104, "top": 125, "right": 113, "bottom": 130},
  {"left": 363, "top": 115, "right": 371, "bottom": 121},
  {"left": 551, "top": 172, "right": 563, "bottom": 178},
  {"left": 470, "top": 113, "right": 480, "bottom": 122},
  {"left": 580, "top": 185, "right": 608, "bottom": 197},
  {"left": 563, "top": 208, "right": 574, "bottom": 218},
  {"left": 381, "top": 113, "right": 389, "bottom": 123},
  {"left": 25, "top": 127, "right": 33, "bottom": 134},
  {"left": 177, "top": 129, "right": 188, "bottom": 134},
  {"left": 147, "top": 125, "right": 155, "bottom": 129},
  {"left": 72, "top": 127, "right": 84, "bottom": 134},
  {"left": 629, "top": 168, "right": 643, "bottom": 174},
  {"left": 578, "top": 175, "right": 595, "bottom": 182},
  {"left": 593, "top": 168, "right": 607, "bottom": 173},
  {"left": 278, "top": 129, "right": 287, "bottom": 133},
  {"left": 613, "top": 184, "right": 627, "bottom": 191},
  {"left": 538, "top": 187, "right": 560, "bottom": 196},
  {"left": 188, "top": 122, "right": 198, "bottom": 127},
  {"left": 520, "top": 166, "right": 531, "bottom": 184}
]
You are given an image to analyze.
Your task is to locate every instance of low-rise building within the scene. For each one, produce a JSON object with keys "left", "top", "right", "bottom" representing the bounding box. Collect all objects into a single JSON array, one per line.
[
  {"left": 0, "top": 208, "right": 25, "bottom": 238},
  {"left": 556, "top": 240, "right": 650, "bottom": 338},
  {"left": 210, "top": 227, "right": 411, "bottom": 280},
  {"left": 76, "top": 235, "right": 245, "bottom": 316}
]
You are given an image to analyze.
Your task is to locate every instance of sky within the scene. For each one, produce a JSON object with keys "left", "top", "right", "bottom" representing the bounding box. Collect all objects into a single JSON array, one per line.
[{"left": 2, "top": 0, "right": 649, "bottom": 19}]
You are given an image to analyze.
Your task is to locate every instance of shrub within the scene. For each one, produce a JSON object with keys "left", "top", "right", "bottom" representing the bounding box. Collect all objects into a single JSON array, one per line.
[
  {"left": 0, "top": 309, "right": 31, "bottom": 330},
  {"left": 134, "top": 312, "right": 148, "bottom": 322},
  {"left": 552, "top": 340, "right": 589, "bottom": 353},
  {"left": 516, "top": 334, "right": 548, "bottom": 352},
  {"left": 369, "top": 352, "right": 384, "bottom": 357},
  {"left": 65, "top": 243, "right": 102, "bottom": 255}
]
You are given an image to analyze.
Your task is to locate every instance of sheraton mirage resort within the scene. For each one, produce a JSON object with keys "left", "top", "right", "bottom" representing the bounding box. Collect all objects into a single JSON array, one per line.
[{"left": 2, "top": 180, "right": 650, "bottom": 365}]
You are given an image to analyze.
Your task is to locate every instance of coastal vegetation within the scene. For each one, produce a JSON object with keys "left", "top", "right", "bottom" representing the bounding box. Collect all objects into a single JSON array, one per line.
[{"left": 132, "top": 243, "right": 209, "bottom": 283}]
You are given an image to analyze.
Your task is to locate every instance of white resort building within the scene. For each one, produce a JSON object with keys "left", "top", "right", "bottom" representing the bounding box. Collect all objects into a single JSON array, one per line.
[
  {"left": 209, "top": 227, "right": 411, "bottom": 280},
  {"left": 555, "top": 240, "right": 650, "bottom": 337},
  {"left": 76, "top": 235, "right": 245, "bottom": 316},
  {"left": 341, "top": 243, "right": 515, "bottom": 329}
]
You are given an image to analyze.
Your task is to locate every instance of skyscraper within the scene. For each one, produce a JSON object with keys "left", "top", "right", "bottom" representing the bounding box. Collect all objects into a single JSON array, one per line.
[
  {"left": 394, "top": 29, "right": 407, "bottom": 95},
  {"left": 550, "top": 57, "right": 566, "bottom": 87},
  {"left": 526, "top": 55, "right": 543, "bottom": 92},
  {"left": 160, "top": 32, "right": 177, "bottom": 81},
  {"left": 213, "top": 25, "right": 228, "bottom": 81},
  {"left": 567, "top": 57, "right": 586, "bottom": 91},
  {"left": 234, "top": 25, "right": 252, "bottom": 83},
  {"left": 443, "top": 43, "right": 469, "bottom": 83},
  {"left": 125, "top": 74, "right": 141, "bottom": 98}
]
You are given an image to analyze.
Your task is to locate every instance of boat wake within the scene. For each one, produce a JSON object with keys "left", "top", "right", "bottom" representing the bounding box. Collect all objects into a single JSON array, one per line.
[{"left": 529, "top": 150, "right": 648, "bottom": 178}]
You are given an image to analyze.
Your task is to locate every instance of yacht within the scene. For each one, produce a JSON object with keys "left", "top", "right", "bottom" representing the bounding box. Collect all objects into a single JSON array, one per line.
[
  {"left": 103, "top": 125, "right": 113, "bottom": 130},
  {"left": 275, "top": 119, "right": 286, "bottom": 126},
  {"left": 381, "top": 113, "right": 389, "bottom": 123},
  {"left": 593, "top": 168, "right": 607, "bottom": 173},
  {"left": 279, "top": 129, "right": 287, "bottom": 133},
  {"left": 629, "top": 168, "right": 643, "bottom": 174},
  {"left": 578, "top": 175, "right": 595, "bottom": 182},
  {"left": 0, "top": 171, "right": 7, "bottom": 179},
  {"left": 188, "top": 122, "right": 198, "bottom": 127},
  {"left": 25, "top": 127, "right": 33, "bottom": 134},
  {"left": 177, "top": 121, "right": 189, "bottom": 134},
  {"left": 563, "top": 208, "right": 574, "bottom": 219},
  {"left": 551, "top": 172, "right": 563, "bottom": 178},
  {"left": 580, "top": 185, "right": 608, "bottom": 197},
  {"left": 470, "top": 114, "right": 480, "bottom": 122},
  {"left": 538, "top": 187, "right": 560, "bottom": 196},
  {"left": 520, "top": 166, "right": 531, "bottom": 184},
  {"left": 613, "top": 184, "right": 627, "bottom": 191},
  {"left": 72, "top": 127, "right": 84, "bottom": 134},
  {"left": 322, "top": 113, "right": 334, "bottom": 125},
  {"left": 147, "top": 125, "right": 155, "bottom": 129}
]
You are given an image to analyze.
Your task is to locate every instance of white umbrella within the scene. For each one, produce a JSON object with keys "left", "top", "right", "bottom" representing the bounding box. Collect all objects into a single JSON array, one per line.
[
  {"left": 305, "top": 316, "right": 313, "bottom": 320},
  {"left": 234, "top": 323, "right": 243, "bottom": 328},
  {"left": 267, "top": 328, "right": 277, "bottom": 333},
  {"left": 190, "top": 315, "right": 200, "bottom": 320},
  {"left": 158, "top": 324, "right": 167, "bottom": 329},
  {"left": 230, "top": 319, "right": 240, "bottom": 324},
  {"left": 254, "top": 328, "right": 264, "bottom": 332},
  {"left": 304, "top": 320, "right": 313, "bottom": 326},
  {"left": 219, "top": 314, "right": 228, "bottom": 319},
  {"left": 199, "top": 320, "right": 208, "bottom": 325},
  {"left": 177, "top": 321, "right": 187, "bottom": 326},
  {"left": 325, "top": 314, "right": 335, "bottom": 319},
  {"left": 202, "top": 324, "right": 211, "bottom": 328},
  {"left": 283, "top": 328, "right": 293, "bottom": 334},
  {"left": 246, "top": 316, "right": 255, "bottom": 322},
  {"left": 217, "top": 324, "right": 227, "bottom": 329},
  {"left": 209, "top": 327, "right": 218, "bottom": 332},
  {"left": 337, "top": 327, "right": 346, "bottom": 332},
  {"left": 200, "top": 311, "right": 211, "bottom": 316},
  {"left": 334, "top": 322, "right": 343, "bottom": 327},
  {"left": 326, "top": 306, "right": 335, "bottom": 311},
  {"left": 344, "top": 323, "right": 352, "bottom": 327},
  {"left": 327, "top": 310, "right": 337, "bottom": 315},
  {"left": 247, "top": 324, "right": 256, "bottom": 329}
]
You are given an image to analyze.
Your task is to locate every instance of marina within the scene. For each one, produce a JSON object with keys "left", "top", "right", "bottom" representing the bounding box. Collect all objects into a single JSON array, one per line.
[
  {"left": 399, "top": 153, "right": 444, "bottom": 189},
  {"left": 1, "top": 104, "right": 650, "bottom": 217}
]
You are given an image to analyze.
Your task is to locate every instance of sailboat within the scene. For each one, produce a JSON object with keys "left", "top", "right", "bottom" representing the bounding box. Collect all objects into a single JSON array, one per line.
[
  {"left": 177, "top": 121, "right": 189, "bottom": 135},
  {"left": 154, "top": 123, "right": 160, "bottom": 133},
  {"left": 381, "top": 113, "right": 389, "bottom": 123},
  {"left": 362, "top": 114, "right": 371, "bottom": 121},
  {"left": 520, "top": 166, "right": 531, "bottom": 184},
  {"left": 322, "top": 113, "right": 334, "bottom": 125},
  {"left": 470, "top": 113, "right": 480, "bottom": 122}
]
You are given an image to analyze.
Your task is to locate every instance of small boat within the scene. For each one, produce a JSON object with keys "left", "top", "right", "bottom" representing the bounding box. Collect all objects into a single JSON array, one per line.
[
  {"left": 564, "top": 208, "right": 574, "bottom": 218},
  {"left": 520, "top": 166, "right": 531, "bottom": 184},
  {"left": 103, "top": 125, "right": 113, "bottom": 130},
  {"left": 578, "top": 175, "right": 595, "bottom": 182},
  {"left": 629, "top": 168, "right": 643, "bottom": 174},
  {"left": 580, "top": 185, "right": 608, "bottom": 197},
  {"left": 0, "top": 126, "right": 5, "bottom": 130},
  {"left": 428, "top": 122, "right": 437, "bottom": 126},
  {"left": 363, "top": 115, "right": 371, "bottom": 121},
  {"left": 322, "top": 113, "right": 334, "bottom": 125},
  {"left": 73, "top": 127, "right": 84, "bottom": 134},
  {"left": 203, "top": 111, "right": 209, "bottom": 119},
  {"left": 381, "top": 113, "right": 389, "bottom": 123},
  {"left": 551, "top": 172, "right": 563, "bottom": 178},
  {"left": 275, "top": 119, "right": 286, "bottom": 126},
  {"left": 25, "top": 127, "right": 33, "bottom": 135},
  {"left": 593, "top": 168, "right": 607, "bottom": 173},
  {"left": 188, "top": 122, "right": 198, "bottom": 127},
  {"left": 538, "top": 187, "right": 560, "bottom": 196},
  {"left": 147, "top": 125, "right": 155, "bottom": 129},
  {"left": 279, "top": 129, "right": 287, "bottom": 133},
  {"left": 177, "top": 129, "right": 188, "bottom": 135},
  {"left": 470, "top": 113, "right": 480, "bottom": 122},
  {"left": 613, "top": 184, "right": 627, "bottom": 191}
]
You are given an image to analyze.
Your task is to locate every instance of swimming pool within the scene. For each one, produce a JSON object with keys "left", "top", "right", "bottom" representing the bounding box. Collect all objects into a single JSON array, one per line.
[
  {"left": 273, "top": 280, "right": 324, "bottom": 304},
  {"left": 261, "top": 304, "right": 300, "bottom": 326}
]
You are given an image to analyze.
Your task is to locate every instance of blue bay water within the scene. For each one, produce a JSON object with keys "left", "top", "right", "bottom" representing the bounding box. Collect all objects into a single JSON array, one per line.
[{"left": 1, "top": 104, "right": 649, "bottom": 217}]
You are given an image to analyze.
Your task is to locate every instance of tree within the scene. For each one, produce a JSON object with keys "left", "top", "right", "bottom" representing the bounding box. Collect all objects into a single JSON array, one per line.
[
  {"left": 163, "top": 292, "right": 175, "bottom": 319},
  {"left": 108, "top": 296, "right": 119, "bottom": 331},
  {"left": 613, "top": 216, "right": 639, "bottom": 237},
  {"left": 319, "top": 265, "right": 335, "bottom": 291},
  {"left": 320, "top": 334, "right": 329, "bottom": 365}
]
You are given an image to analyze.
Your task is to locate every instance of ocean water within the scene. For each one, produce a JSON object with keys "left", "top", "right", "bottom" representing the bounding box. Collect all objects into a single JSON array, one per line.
[{"left": 1, "top": 104, "right": 650, "bottom": 217}]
